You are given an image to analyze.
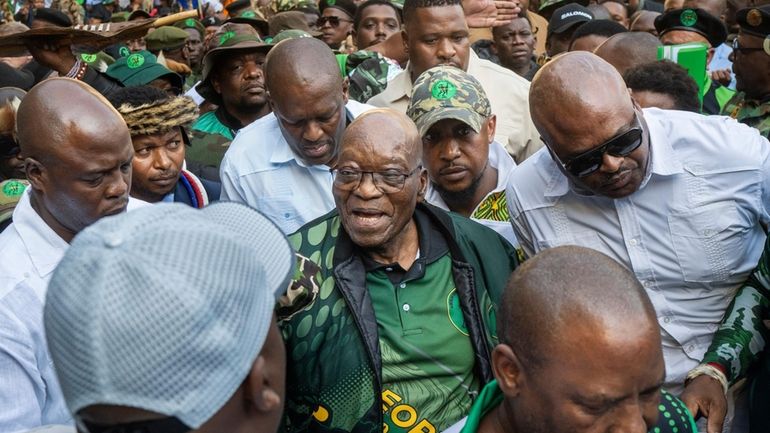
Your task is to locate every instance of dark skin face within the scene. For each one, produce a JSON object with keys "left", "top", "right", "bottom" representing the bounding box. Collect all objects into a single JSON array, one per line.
[
  {"left": 403, "top": 5, "right": 471, "bottom": 82},
  {"left": 304, "top": 11, "right": 320, "bottom": 31},
  {"left": 25, "top": 123, "right": 133, "bottom": 243},
  {"left": 129, "top": 128, "right": 185, "bottom": 203},
  {"left": 212, "top": 50, "right": 271, "bottom": 127},
  {"left": 486, "top": 317, "right": 665, "bottom": 433},
  {"left": 0, "top": 141, "right": 25, "bottom": 179},
  {"left": 320, "top": 8, "right": 354, "bottom": 49},
  {"left": 422, "top": 117, "right": 498, "bottom": 217},
  {"left": 78, "top": 317, "right": 287, "bottom": 433},
  {"left": 354, "top": 4, "right": 401, "bottom": 49},
  {"left": 334, "top": 112, "right": 428, "bottom": 268},
  {"left": 731, "top": 32, "right": 770, "bottom": 100},
  {"left": 602, "top": 1, "right": 629, "bottom": 28},
  {"left": 148, "top": 77, "right": 180, "bottom": 97},
  {"left": 546, "top": 30, "right": 577, "bottom": 57},
  {"left": 270, "top": 77, "right": 349, "bottom": 166},
  {"left": 570, "top": 35, "right": 610, "bottom": 52},
  {"left": 492, "top": 17, "right": 537, "bottom": 74},
  {"left": 183, "top": 28, "right": 204, "bottom": 68},
  {"left": 629, "top": 11, "right": 659, "bottom": 35}
]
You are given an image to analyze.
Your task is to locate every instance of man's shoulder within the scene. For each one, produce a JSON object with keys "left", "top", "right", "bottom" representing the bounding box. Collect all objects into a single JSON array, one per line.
[
  {"left": 222, "top": 113, "right": 284, "bottom": 172},
  {"left": 0, "top": 226, "right": 31, "bottom": 300},
  {"left": 346, "top": 99, "right": 377, "bottom": 118},
  {"left": 507, "top": 147, "right": 560, "bottom": 204},
  {"left": 367, "top": 68, "right": 411, "bottom": 107},
  {"left": 471, "top": 55, "right": 530, "bottom": 93}
]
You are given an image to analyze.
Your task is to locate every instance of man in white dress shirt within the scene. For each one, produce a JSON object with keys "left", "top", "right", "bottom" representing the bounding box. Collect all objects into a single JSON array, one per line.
[
  {"left": 219, "top": 37, "right": 373, "bottom": 234},
  {"left": 506, "top": 52, "right": 770, "bottom": 392},
  {"left": 0, "top": 78, "right": 139, "bottom": 432}
]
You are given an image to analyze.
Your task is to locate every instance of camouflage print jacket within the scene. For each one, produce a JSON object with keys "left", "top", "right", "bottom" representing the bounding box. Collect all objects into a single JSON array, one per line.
[
  {"left": 722, "top": 92, "right": 770, "bottom": 139},
  {"left": 279, "top": 203, "right": 519, "bottom": 433},
  {"left": 702, "top": 235, "right": 770, "bottom": 384}
]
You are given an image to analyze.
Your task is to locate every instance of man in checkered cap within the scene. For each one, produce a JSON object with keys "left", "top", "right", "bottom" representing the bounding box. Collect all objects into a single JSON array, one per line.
[{"left": 44, "top": 202, "right": 294, "bottom": 433}]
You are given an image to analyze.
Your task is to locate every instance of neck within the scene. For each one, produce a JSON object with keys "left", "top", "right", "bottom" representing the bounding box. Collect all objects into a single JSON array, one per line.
[
  {"left": 363, "top": 218, "right": 420, "bottom": 269},
  {"left": 440, "top": 165, "right": 497, "bottom": 217},
  {"left": 29, "top": 191, "right": 76, "bottom": 243},
  {"left": 130, "top": 189, "right": 165, "bottom": 204},
  {"left": 506, "top": 59, "right": 533, "bottom": 78},
  {"left": 224, "top": 102, "right": 271, "bottom": 128},
  {"left": 478, "top": 400, "right": 518, "bottom": 433}
]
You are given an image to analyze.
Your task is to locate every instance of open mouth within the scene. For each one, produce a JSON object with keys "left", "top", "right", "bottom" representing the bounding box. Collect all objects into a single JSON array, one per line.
[{"left": 350, "top": 208, "right": 386, "bottom": 228}]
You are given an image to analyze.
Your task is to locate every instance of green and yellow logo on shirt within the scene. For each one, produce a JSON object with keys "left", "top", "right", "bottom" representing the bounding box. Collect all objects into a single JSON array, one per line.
[{"left": 446, "top": 290, "right": 469, "bottom": 336}]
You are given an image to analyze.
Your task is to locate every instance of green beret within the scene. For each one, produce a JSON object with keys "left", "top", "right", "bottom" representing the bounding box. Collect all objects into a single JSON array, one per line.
[
  {"left": 654, "top": 8, "right": 727, "bottom": 47},
  {"left": 174, "top": 17, "right": 206, "bottom": 38},
  {"left": 737, "top": 6, "right": 770, "bottom": 38},
  {"left": 145, "top": 26, "right": 190, "bottom": 51},
  {"left": 106, "top": 50, "right": 183, "bottom": 90}
]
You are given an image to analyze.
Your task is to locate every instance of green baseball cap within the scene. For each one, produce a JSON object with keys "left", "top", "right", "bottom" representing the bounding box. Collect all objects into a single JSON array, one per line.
[
  {"left": 406, "top": 65, "right": 492, "bottom": 138},
  {"left": 271, "top": 28, "right": 312, "bottom": 43},
  {"left": 198, "top": 23, "right": 273, "bottom": 103},
  {"left": 174, "top": 17, "right": 206, "bottom": 38},
  {"left": 105, "top": 50, "right": 183, "bottom": 90},
  {"left": 0, "top": 179, "right": 29, "bottom": 226},
  {"left": 145, "top": 26, "right": 190, "bottom": 51}
]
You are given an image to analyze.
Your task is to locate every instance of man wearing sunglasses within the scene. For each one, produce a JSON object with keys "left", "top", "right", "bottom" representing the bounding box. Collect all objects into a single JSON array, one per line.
[
  {"left": 507, "top": 51, "right": 770, "bottom": 396},
  {"left": 722, "top": 5, "right": 770, "bottom": 138},
  {"left": 318, "top": 0, "right": 357, "bottom": 50},
  {"left": 281, "top": 108, "right": 518, "bottom": 433}
]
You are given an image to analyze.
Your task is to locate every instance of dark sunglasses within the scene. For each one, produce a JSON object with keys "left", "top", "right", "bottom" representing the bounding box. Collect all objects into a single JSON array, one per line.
[
  {"left": 554, "top": 113, "right": 644, "bottom": 178},
  {"left": 317, "top": 16, "right": 352, "bottom": 27},
  {"left": 0, "top": 135, "right": 19, "bottom": 158}
]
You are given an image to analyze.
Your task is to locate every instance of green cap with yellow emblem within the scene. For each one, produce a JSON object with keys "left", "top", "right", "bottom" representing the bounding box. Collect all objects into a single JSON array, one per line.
[
  {"left": 737, "top": 6, "right": 770, "bottom": 38},
  {"left": 406, "top": 65, "right": 492, "bottom": 138},
  {"left": 105, "top": 50, "right": 183, "bottom": 90},
  {"left": 654, "top": 8, "right": 727, "bottom": 47}
]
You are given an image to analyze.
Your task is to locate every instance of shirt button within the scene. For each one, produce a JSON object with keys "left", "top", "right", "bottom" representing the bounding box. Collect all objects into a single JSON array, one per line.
[
  {"left": 399, "top": 282, "right": 406, "bottom": 289},
  {"left": 385, "top": 267, "right": 393, "bottom": 272},
  {"left": 629, "top": 238, "right": 638, "bottom": 246},
  {"left": 402, "top": 304, "right": 410, "bottom": 312},
  {"left": 703, "top": 229, "right": 714, "bottom": 236},
  {"left": 663, "top": 316, "right": 671, "bottom": 324},
  {"left": 686, "top": 344, "right": 695, "bottom": 353}
]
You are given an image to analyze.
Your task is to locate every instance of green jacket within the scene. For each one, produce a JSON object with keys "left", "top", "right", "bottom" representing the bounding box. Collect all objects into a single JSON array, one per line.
[
  {"left": 722, "top": 92, "right": 770, "bottom": 139},
  {"left": 280, "top": 203, "right": 519, "bottom": 433}
]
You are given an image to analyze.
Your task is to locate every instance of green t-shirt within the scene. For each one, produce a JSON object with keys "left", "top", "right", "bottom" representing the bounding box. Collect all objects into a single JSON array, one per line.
[
  {"left": 368, "top": 253, "right": 481, "bottom": 433},
  {"left": 459, "top": 380, "right": 698, "bottom": 433}
]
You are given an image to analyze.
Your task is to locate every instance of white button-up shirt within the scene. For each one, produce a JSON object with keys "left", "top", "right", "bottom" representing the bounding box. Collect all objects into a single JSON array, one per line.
[
  {"left": 0, "top": 192, "right": 146, "bottom": 432},
  {"left": 425, "top": 140, "right": 519, "bottom": 247},
  {"left": 506, "top": 108, "right": 770, "bottom": 389},
  {"left": 219, "top": 100, "right": 373, "bottom": 234}
]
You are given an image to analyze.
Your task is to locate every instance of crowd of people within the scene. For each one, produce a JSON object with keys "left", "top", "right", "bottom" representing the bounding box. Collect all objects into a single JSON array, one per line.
[{"left": 0, "top": 0, "right": 769, "bottom": 431}]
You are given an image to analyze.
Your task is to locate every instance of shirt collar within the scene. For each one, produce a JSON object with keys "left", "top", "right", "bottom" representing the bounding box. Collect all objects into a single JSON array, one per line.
[
  {"left": 12, "top": 189, "right": 69, "bottom": 278},
  {"left": 543, "top": 108, "right": 684, "bottom": 198}
]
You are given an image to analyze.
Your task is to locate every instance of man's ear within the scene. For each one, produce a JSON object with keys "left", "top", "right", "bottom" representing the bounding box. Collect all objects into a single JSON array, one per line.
[
  {"left": 416, "top": 166, "right": 428, "bottom": 201},
  {"left": 244, "top": 356, "right": 283, "bottom": 413},
  {"left": 706, "top": 47, "right": 715, "bottom": 67},
  {"left": 25, "top": 157, "right": 47, "bottom": 194},
  {"left": 401, "top": 29, "right": 409, "bottom": 55},
  {"left": 490, "top": 40, "right": 498, "bottom": 56},
  {"left": 492, "top": 344, "right": 526, "bottom": 398},
  {"left": 211, "top": 73, "right": 222, "bottom": 95},
  {"left": 486, "top": 114, "right": 497, "bottom": 144}
]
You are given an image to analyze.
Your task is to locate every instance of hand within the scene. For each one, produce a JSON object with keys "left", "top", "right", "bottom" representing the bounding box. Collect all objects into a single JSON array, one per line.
[
  {"left": 681, "top": 375, "right": 728, "bottom": 433},
  {"left": 463, "top": 0, "right": 521, "bottom": 28},
  {"left": 710, "top": 69, "right": 732, "bottom": 87},
  {"left": 25, "top": 41, "right": 76, "bottom": 76}
]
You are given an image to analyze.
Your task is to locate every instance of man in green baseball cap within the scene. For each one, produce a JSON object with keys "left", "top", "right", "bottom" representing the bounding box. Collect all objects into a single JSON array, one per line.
[
  {"left": 106, "top": 50, "right": 184, "bottom": 95},
  {"left": 145, "top": 25, "right": 191, "bottom": 68},
  {"left": 406, "top": 65, "right": 518, "bottom": 249},
  {"left": 175, "top": 18, "right": 206, "bottom": 78},
  {"left": 225, "top": 0, "right": 270, "bottom": 36},
  {"left": 187, "top": 23, "right": 272, "bottom": 181}
]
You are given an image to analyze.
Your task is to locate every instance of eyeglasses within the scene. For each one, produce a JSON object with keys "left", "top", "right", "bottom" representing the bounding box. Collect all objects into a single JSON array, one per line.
[
  {"left": 732, "top": 38, "right": 765, "bottom": 55},
  {"left": 551, "top": 113, "right": 644, "bottom": 178},
  {"left": 0, "top": 135, "right": 19, "bottom": 159},
  {"left": 317, "top": 16, "right": 353, "bottom": 28},
  {"left": 331, "top": 166, "right": 421, "bottom": 193}
]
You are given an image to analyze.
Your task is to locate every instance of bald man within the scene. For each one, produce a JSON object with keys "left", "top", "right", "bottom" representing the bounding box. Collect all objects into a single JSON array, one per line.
[
  {"left": 594, "top": 31, "right": 662, "bottom": 75},
  {"left": 631, "top": 10, "right": 662, "bottom": 34},
  {"left": 0, "top": 78, "right": 140, "bottom": 431},
  {"left": 281, "top": 108, "right": 518, "bottom": 433},
  {"left": 219, "top": 37, "right": 374, "bottom": 234},
  {"left": 506, "top": 52, "right": 770, "bottom": 394},
  {"left": 445, "top": 246, "right": 698, "bottom": 433}
]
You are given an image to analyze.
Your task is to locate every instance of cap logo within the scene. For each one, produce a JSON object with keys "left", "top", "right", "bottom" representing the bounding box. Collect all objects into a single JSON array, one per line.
[
  {"left": 746, "top": 8, "right": 762, "bottom": 27},
  {"left": 119, "top": 46, "right": 130, "bottom": 57},
  {"left": 327, "top": 0, "right": 336, "bottom": 4},
  {"left": 185, "top": 18, "right": 196, "bottom": 26},
  {"left": 431, "top": 80, "right": 457, "bottom": 100},
  {"left": 2, "top": 180, "right": 26, "bottom": 198},
  {"left": 80, "top": 53, "right": 97, "bottom": 63},
  {"left": 680, "top": 9, "right": 697, "bottom": 27},
  {"left": 219, "top": 30, "right": 236, "bottom": 45},
  {"left": 240, "top": 10, "right": 256, "bottom": 17},
  {"left": 126, "top": 53, "right": 145, "bottom": 69}
]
